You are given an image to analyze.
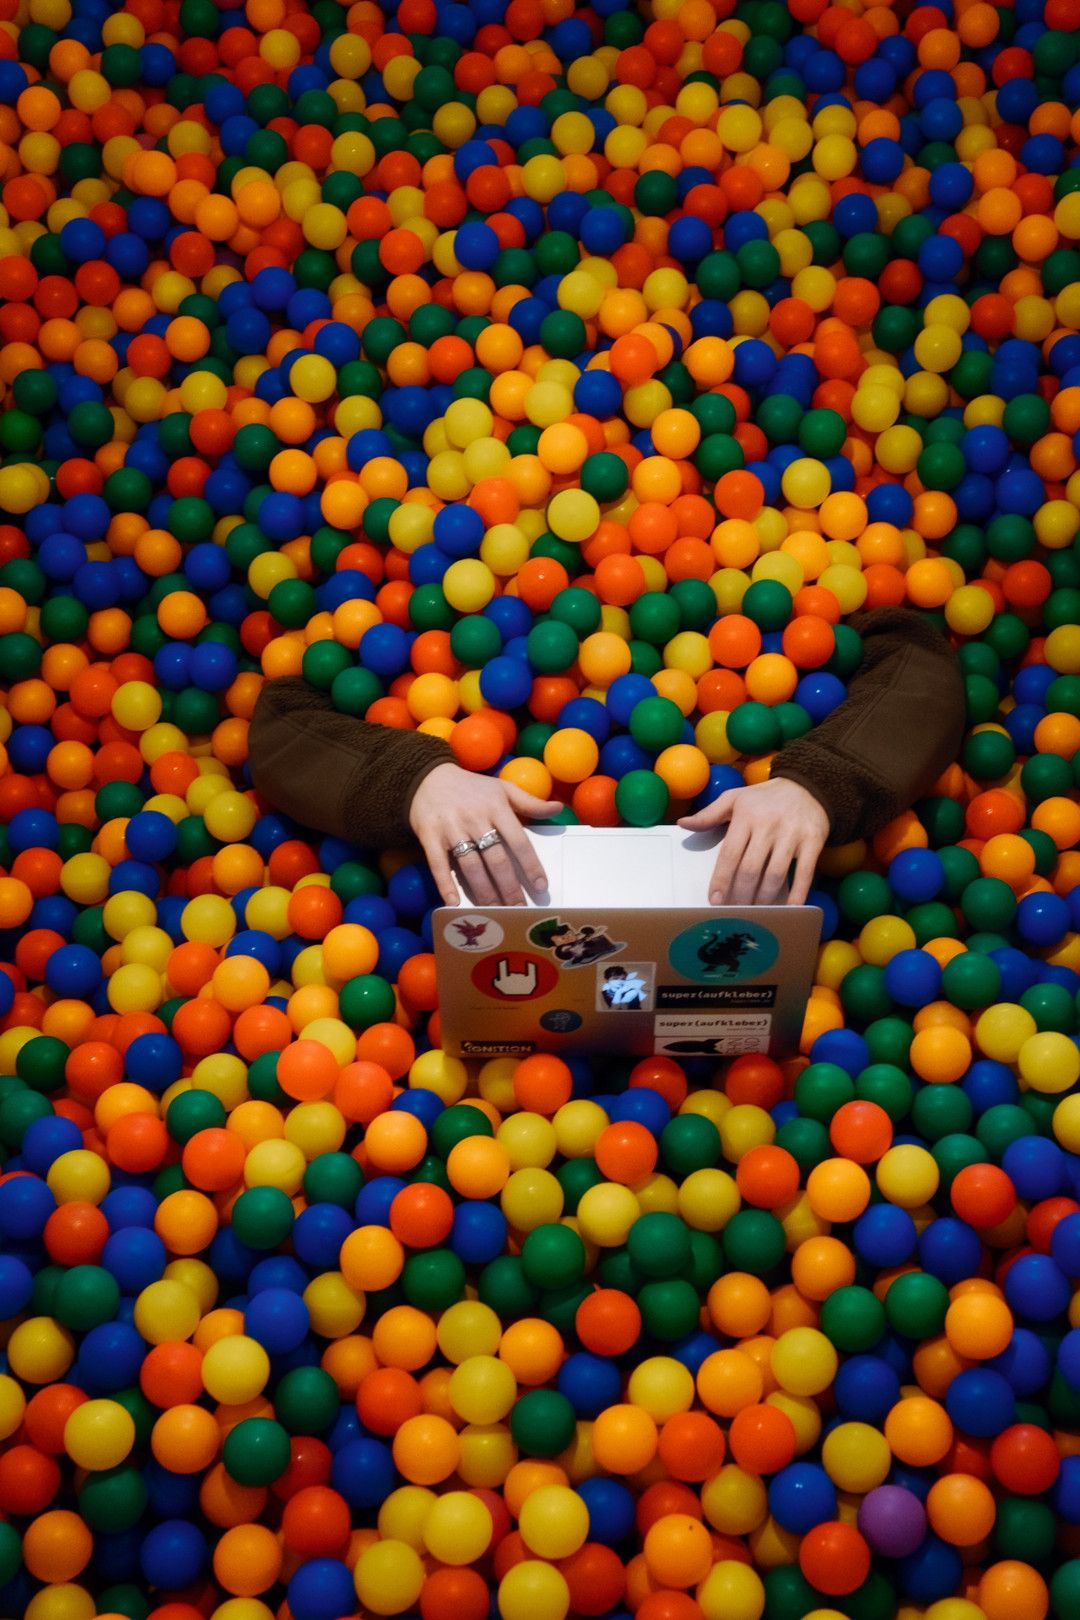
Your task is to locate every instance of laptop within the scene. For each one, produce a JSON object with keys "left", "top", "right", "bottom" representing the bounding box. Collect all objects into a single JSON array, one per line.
[{"left": 433, "top": 825, "right": 822, "bottom": 1060}]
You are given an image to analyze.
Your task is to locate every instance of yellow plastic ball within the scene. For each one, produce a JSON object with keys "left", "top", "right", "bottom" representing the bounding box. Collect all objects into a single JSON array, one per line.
[
  {"left": 821, "top": 1421, "right": 891, "bottom": 1493},
  {"left": 421, "top": 1491, "right": 494, "bottom": 1565},
  {"left": 876, "top": 1143, "right": 940, "bottom": 1209},
  {"left": 7, "top": 1317, "right": 76, "bottom": 1384},
  {"left": 353, "top": 1540, "right": 426, "bottom": 1616},
  {"left": 443, "top": 559, "right": 496, "bottom": 613},
  {"left": 498, "top": 1560, "right": 571, "bottom": 1620},
  {"left": 437, "top": 1299, "right": 502, "bottom": 1363},
  {"left": 64, "top": 1399, "right": 136, "bottom": 1471},
  {"left": 576, "top": 1182, "right": 640, "bottom": 1246},
  {"left": 771, "top": 1327, "right": 838, "bottom": 1397},
  {"left": 134, "top": 1279, "right": 202, "bottom": 1345},
  {"left": 0, "top": 1374, "right": 26, "bottom": 1440},
  {"left": 519, "top": 1484, "right": 590, "bottom": 1559},
  {"left": 699, "top": 1561, "right": 766, "bottom": 1620},
  {"left": 548, "top": 489, "right": 600, "bottom": 543},
  {"left": 449, "top": 1356, "right": 517, "bottom": 1425},
  {"left": 1018, "top": 1030, "right": 1080, "bottom": 1094},
  {"left": 200, "top": 1334, "right": 271, "bottom": 1405},
  {"left": 780, "top": 457, "right": 831, "bottom": 508}
]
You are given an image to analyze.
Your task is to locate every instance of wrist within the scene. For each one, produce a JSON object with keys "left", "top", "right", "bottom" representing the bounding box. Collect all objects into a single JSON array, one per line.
[
  {"left": 771, "top": 767, "right": 834, "bottom": 832},
  {"left": 406, "top": 754, "right": 456, "bottom": 823}
]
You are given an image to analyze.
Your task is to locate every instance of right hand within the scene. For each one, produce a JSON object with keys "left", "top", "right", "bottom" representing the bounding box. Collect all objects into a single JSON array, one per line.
[
  {"left": 678, "top": 777, "right": 829, "bottom": 905},
  {"left": 409, "top": 763, "right": 560, "bottom": 906}
]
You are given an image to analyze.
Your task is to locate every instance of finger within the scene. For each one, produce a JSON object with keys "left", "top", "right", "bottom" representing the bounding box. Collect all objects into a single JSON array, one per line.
[
  {"left": 495, "top": 810, "right": 549, "bottom": 892},
  {"left": 755, "top": 838, "right": 797, "bottom": 905},
  {"left": 423, "top": 835, "right": 460, "bottom": 907},
  {"left": 729, "top": 830, "right": 768, "bottom": 906},
  {"left": 456, "top": 849, "right": 497, "bottom": 906},
  {"left": 789, "top": 838, "right": 823, "bottom": 906},
  {"left": 504, "top": 784, "right": 563, "bottom": 821},
  {"left": 482, "top": 841, "right": 525, "bottom": 905},
  {"left": 709, "top": 821, "right": 749, "bottom": 903},
  {"left": 678, "top": 791, "right": 737, "bottom": 830}
]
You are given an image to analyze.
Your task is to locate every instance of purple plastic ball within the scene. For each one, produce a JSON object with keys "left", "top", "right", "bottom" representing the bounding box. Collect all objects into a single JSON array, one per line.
[{"left": 857, "top": 1484, "right": 927, "bottom": 1557}]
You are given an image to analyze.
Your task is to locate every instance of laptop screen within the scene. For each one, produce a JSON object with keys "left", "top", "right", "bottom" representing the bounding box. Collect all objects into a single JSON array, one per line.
[{"left": 456, "top": 825, "right": 724, "bottom": 910}]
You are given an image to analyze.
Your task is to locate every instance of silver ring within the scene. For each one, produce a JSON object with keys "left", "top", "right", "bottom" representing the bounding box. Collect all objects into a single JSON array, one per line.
[
  {"left": 449, "top": 838, "right": 478, "bottom": 860},
  {"left": 476, "top": 829, "right": 502, "bottom": 852}
]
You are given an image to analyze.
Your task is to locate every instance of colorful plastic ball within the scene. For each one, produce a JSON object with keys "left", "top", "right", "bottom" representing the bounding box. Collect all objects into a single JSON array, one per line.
[
  {"left": 288, "top": 1558, "right": 357, "bottom": 1620},
  {"left": 63, "top": 1400, "right": 135, "bottom": 1472},
  {"left": 858, "top": 1485, "right": 928, "bottom": 1557},
  {"left": 422, "top": 1492, "right": 493, "bottom": 1565},
  {"left": 769, "top": 1463, "right": 837, "bottom": 1534}
]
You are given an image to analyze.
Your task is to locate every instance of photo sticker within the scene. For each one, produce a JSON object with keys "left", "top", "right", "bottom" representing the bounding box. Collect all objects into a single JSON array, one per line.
[
  {"left": 444, "top": 914, "right": 504, "bottom": 952},
  {"left": 527, "top": 916, "right": 625, "bottom": 967},
  {"left": 597, "top": 961, "right": 654, "bottom": 1012}
]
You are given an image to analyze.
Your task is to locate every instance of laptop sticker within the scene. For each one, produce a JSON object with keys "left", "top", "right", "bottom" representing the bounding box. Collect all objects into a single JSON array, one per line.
[
  {"left": 540, "top": 1008, "right": 584, "bottom": 1034},
  {"left": 653, "top": 1012, "right": 773, "bottom": 1056},
  {"left": 471, "top": 951, "right": 558, "bottom": 1002},
  {"left": 656, "top": 984, "right": 777, "bottom": 1009},
  {"left": 461, "top": 1038, "right": 537, "bottom": 1057},
  {"left": 597, "top": 962, "right": 654, "bottom": 1012},
  {"left": 527, "top": 916, "right": 626, "bottom": 966},
  {"left": 668, "top": 919, "right": 779, "bottom": 984},
  {"left": 444, "top": 914, "right": 504, "bottom": 952}
]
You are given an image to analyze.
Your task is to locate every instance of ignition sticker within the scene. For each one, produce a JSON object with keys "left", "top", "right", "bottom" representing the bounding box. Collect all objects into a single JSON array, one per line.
[
  {"left": 444, "top": 914, "right": 504, "bottom": 951},
  {"left": 668, "top": 919, "right": 779, "bottom": 984},
  {"left": 597, "top": 961, "right": 655, "bottom": 1012},
  {"left": 461, "top": 1039, "right": 537, "bottom": 1056},
  {"left": 527, "top": 916, "right": 625, "bottom": 967},
  {"left": 471, "top": 951, "right": 559, "bottom": 1001}
]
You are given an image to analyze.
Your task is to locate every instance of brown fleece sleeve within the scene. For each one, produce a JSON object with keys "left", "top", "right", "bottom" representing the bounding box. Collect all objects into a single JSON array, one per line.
[
  {"left": 248, "top": 677, "right": 454, "bottom": 847},
  {"left": 770, "top": 607, "right": 966, "bottom": 846}
]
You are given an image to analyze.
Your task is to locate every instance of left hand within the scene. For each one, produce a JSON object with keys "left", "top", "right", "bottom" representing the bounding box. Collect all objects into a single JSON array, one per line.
[
  {"left": 409, "top": 762, "right": 560, "bottom": 906},
  {"left": 678, "top": 778, "right": 830, "bottom": 905}
]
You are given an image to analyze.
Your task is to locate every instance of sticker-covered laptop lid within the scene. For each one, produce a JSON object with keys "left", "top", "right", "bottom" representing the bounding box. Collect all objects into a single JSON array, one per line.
[{"left": 434, "top": 828, "right": 821, "bottom": 1059}]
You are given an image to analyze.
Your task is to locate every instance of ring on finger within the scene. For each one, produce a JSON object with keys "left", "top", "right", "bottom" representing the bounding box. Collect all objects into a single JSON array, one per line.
[
  {"left": 449, "top": 838, "right": 478, "bottom": 860},
  {"left": 476, "top": 829, "right": 502, "bottom": 852}
]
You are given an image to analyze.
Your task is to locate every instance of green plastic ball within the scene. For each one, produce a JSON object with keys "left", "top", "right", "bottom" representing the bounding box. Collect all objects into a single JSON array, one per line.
[
  {"left": 231, "top": 1186, "right": 294, "bottom": 1249},
  {"left": 614, "top": 770, "right": 669, "bottom": 827},
  {"left": 274, "top": 1366, "right": 340, "bottom": 1434},
  {"left": 820, "top": 1286, "right": 886, "bottom": 1352},
  {"left": 338, "top": 974, "right": 397, "bottom": 1029},
  {"left": 223, "top": 1417, "right": 292, "bottom": 1485},
  {"left": 626, "top": 1211, "right": 693, "bottom": 1279},
  {"left": 521, "top": 1224, "right": 586, "bottom": 1290},
  {"left": 722, "top": 1209, "right": 786, "bottom": 1274},
  {"left": 510, "top": 1389, "right": 577, "bottom": 1457}
]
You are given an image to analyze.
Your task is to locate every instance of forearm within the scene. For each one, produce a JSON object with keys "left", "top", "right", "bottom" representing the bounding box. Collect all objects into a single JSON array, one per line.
[
  {"left": 248, "top": 677, "right": 453, "bottom": 847},
  {"left": 771, "top": 607, "right": 966, "bottom": 845}
]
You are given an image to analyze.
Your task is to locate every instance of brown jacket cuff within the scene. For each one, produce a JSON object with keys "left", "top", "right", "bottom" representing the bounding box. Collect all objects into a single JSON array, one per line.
[
  {"left": 771, "top": 607, "right": 966, "bottom": 846},
  {"left": 249, "top": 677, "right": 454, "bottom": 848}
]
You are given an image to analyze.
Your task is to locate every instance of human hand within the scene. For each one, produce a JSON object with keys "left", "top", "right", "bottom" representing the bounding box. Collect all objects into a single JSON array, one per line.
[
  {"left": 409, "top": 763, "right": 561, "bottom": 906},
  {"left": 678, "top": 778, "right": 830, "bottom": 905}
]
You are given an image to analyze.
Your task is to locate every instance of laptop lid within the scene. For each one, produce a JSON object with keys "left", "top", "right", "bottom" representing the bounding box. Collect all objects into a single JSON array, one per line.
[{"left": 433, "top": 827, "right": 821, "bottom": 1059}]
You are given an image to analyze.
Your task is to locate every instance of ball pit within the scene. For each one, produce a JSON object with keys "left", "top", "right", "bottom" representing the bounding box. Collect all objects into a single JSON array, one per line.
[{"left": 1, "top": 0, "right": 1080, "bottom": 1618}]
